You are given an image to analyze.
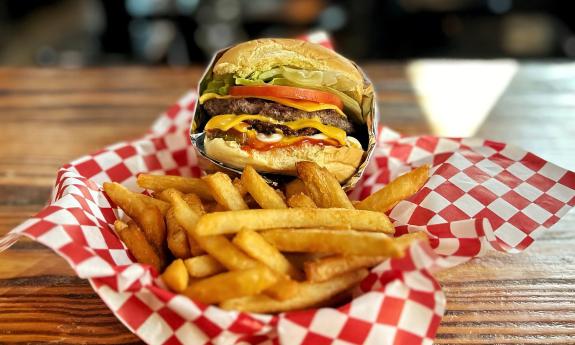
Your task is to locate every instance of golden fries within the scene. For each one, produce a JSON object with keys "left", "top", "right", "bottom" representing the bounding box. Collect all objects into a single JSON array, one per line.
[
  {"left": 183, "top": 266, "right": 278, "bottom": 305},
  {"left": 195, "top": 208, "right": 394, "bottom": 236},
  {"left": 232, "top": 177, "right": 248, "bottom": 197},
  {"left": 182, "top": 193, "right": 206, "bottom": 216},
  {"left": 241, "top": 165, "right": 287, "bottom": 209},
  {"left": 220, "top": 269, "right": 368, "bottom": 313},
  {"left": 158, "top": 190, "right": 205, "bottom": 256},
  {"left": 203, "top": 172, "right": 248, "bottom": 210},
  {"left": 284, "top": 178, "right": 307, "bottom": 199},
  {"left": 287, "top": 193, "right": 317, "bottom": 208},
  {"left": 161, "top": 259, "right": 189, "bottom": 293},
  {"left": 136, "top": 194, "right": 170, "bottom": 215},
  {"left": 184, "top": 255, "right": 226, "bottom": 278},
  {"left": 233, "top": 229, "right": 302, "bottom": 280},
  {"left": 301, "top": 232, "right": 428, "bottom": 282},
  {"left": 305, "top": 255, "right": 386, "bottom": 282},
  {"left": 114, "top": 220, "right": 162, "bottom": 272},
  {"left": 170, "top": 191, "right": 257, "bottom": 270},
  {"left": 104, "top": 182, "right": 166, "bottom": 252},
  {"left": 284, "top": 253, "right": 327, "bottom": 271},
  {"left": 265, "top": 276, "right": 299, "bottom": 300},
  {"left": 260, "top": 229, "right": 402, "bottom": 256},
  {"left": 137, "top": 174, "right": 213, "bottom": 200},
  {"left": 394, "top": 231, "right": 429, "bottom": 250},
  {"left": 110, "top": 162, "right": 431, "bottom": 314},
  {"left": 296, "top": 161, "right": 354, "bottom": 209},
  {"left": 166, "top": 208, "right": 191, "bottom": 259},
  {"left": 139, "top": 205, "right": 166, "bottom": 252},
  {"left": 355, "top": 165, "right": 430, "bottom": 213}
]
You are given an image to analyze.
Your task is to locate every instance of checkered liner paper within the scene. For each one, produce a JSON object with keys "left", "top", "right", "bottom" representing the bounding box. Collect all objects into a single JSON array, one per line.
[{"left": 3, "top": 32, "right": 575, "bottom": 345}]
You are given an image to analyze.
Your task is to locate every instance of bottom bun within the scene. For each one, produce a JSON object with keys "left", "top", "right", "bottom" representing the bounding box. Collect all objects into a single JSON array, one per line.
[{"left": 204, "top": 138, "right": 364, "bottom": 182}]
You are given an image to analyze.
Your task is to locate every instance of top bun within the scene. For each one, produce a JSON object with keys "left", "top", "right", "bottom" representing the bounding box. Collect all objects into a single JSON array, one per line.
[{"left": 212, "top": 38, "right": 364, "bottom": 103}]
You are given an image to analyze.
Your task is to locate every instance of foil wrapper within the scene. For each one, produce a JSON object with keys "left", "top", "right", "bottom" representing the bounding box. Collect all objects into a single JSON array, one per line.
[{"left": 190, "top": 46, "right": 378, "bottom": 189}]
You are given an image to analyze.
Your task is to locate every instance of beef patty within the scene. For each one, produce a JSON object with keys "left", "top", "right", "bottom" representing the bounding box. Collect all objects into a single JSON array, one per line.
[
  {"left": 244, "top": 120, "right": 319, "bottom": 136},
  {"left": 203, "top": 97, "right": 354, "bottom": 133}
]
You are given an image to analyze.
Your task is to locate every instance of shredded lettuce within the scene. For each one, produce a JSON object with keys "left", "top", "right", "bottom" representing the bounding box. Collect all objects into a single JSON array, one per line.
[
  {"left": 204, "top": 74, "right": 234, "bottom": 95},
  {"left": 234, "top": 78, "right": 265, "bottom": 86}
]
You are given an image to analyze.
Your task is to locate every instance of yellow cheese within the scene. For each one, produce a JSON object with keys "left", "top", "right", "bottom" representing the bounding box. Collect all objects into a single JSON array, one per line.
[
  {"left": 199, "top": 93, "right": 347, "bottom": 118},
  {"left": 204, "top": 114, "right": 347, "bottom": 145}
]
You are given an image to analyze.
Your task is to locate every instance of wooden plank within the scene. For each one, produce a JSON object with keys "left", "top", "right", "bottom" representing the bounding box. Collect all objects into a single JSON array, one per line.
[{"left": 0, "top": 65, "right": 573, "bottom": 344}]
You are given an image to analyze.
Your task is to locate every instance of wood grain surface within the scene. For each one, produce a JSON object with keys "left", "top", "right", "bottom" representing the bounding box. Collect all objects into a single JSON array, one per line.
[{"left": 0, "top": 65, "right": 574, "bottom": 344}]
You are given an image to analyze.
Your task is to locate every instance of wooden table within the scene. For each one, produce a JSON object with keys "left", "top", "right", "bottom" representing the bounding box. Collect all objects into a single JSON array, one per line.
[{"left": 0, "top": 64, "right": 574, "bottom": 344}]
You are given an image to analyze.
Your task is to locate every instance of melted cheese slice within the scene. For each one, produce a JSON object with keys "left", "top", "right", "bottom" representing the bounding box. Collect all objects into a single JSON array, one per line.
[
  {"left": 204, "top": 114, "right": 347, "bottom": 145},
  {"left": 199, "top": 93, "right": 347, "bottom": 118}
]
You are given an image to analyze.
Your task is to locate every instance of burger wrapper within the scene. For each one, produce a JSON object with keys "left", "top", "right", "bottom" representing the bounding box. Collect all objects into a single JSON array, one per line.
[
  {"left": 2, "top": 32, "right": 575, "bottom": 345},
  {"left": 190, "top": 35, "right": 377, "bottom": 189}
]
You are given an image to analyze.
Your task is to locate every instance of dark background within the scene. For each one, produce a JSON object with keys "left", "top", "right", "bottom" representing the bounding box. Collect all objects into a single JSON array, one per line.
[{"left": 1, "top": 0, "right": 575, "bottom": 66}]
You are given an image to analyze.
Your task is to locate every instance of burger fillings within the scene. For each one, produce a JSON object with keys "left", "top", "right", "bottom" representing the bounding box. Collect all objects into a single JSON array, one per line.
[{"left": 199, "top": 38, "right": 372, "bottom": 182}]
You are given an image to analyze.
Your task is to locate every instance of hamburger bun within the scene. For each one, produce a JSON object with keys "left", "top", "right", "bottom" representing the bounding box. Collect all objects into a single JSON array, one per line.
[
  {"left": 204, "top": 137, "right": 364, "bottom": 182},
  {"left": 212, "top": 38, "right": 365, "bottom": 103}
]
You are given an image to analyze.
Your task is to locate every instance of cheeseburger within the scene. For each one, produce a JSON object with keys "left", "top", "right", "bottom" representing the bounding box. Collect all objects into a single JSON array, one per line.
[{"left": 195, "top": 38, "right": 374, "bottom": 182}]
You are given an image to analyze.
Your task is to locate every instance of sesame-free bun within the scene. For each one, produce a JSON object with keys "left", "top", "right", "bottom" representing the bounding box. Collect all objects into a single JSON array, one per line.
[
  {"left": 204, "top": 137, "right": 364, "bottom": 182},
  {"left": 212, "top": 38, "right": 365, "bottom": 103}
]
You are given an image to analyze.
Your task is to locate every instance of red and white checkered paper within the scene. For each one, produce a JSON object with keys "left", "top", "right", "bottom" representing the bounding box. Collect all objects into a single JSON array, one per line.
[{"left": 3, "top": 32, "right": 575, "bottom": 345}]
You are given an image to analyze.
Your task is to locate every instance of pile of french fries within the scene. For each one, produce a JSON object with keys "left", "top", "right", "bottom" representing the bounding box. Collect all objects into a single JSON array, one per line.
[{"left": 104, "top": 162, "right": 429, "bottom": 313}]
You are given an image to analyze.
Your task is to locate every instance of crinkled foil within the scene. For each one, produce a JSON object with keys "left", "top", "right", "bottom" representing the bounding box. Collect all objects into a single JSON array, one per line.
[{"left": 190, "top": 47, "right": 378, "bottom": 190}]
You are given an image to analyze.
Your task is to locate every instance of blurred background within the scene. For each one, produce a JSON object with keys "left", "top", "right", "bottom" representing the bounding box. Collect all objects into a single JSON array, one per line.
[{"left": 1, "top": 0, "right": 575, "bottom": 67}]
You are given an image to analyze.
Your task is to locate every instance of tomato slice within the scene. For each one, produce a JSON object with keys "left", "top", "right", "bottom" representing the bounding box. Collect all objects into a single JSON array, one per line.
[{"left": 229, "top": 85, "right": 343, "bottom": 110}]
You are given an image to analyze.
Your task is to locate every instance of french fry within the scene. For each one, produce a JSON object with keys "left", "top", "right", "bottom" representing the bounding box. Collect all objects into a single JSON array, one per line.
[
  {"left": 305, "top": 255, "right": 387, "bottom": 282},
  {"left": 104, "top": 182, "right": 166, "bottom": 252},
  {"left": 285, "top": 178, "right": 307, "bottom": 199},
  {"left": 136, "top": 194, "right": 170, "bottom": 215},
  {"left": 355, "top": 165, "right": 430, "bottom": 213},
  {"left": 275, "top": 189, "right": 286, "bottom": 201},
  {"left": 188, "top": 238, "right": 205, "bottom": 257},
  {"left": 114, "top": 220, "right": 162, "bottom": 272},
  {"left": 220, "top": 269, "right": 368, "bottom": 313},
  {"left": 287, "top": 193, "right": 317, "bottom": 208},
  {"left": 184, "top": 255, "right": 226, "bottom": 278},
  {"left": 182, "top": 194, "right": 207, "bottom": 256},
  {"left": 104, "top": 182, "right": 146, "bottom": 216},
  {"left": 183, "top": 193, "right": 206, "bottom": 216},
  {"left": 265, "top": 276, "right": 299, "bottom": 300},
  {"left": 170, "top": 191, "right": 258, "bottom": 270},
  {"left": 194, "top": 208, "right": 395, "bottom": 236},
  {"left": 203, "top": 172, "right": 248, "bottom": 210},
  {"left": 137, "top": 205, "right": 166, "bottom": 253},
  {"left": 159, "top": 190, "right": 205, "bottom": 255},
  {"left": 233, "top": 229, "right": 302, "bottom": 280},
  {"left": 183, "top": 266, "right": 278, "bottom": 305},
  {"left": 137, "top": 174, "right": 214, "bottom": 201},
  {"left": 241, "top": 165, "right": 287, "bottom": 209},
  {"left": 284, "top": 253, "right": 328, "bottom": 271},
  {"left": 232, "top": 177, "right": 248, "bottom": 197},
  {"left": 194, "top": 235, "right": 258, "bottom": 271},
  {"left": 260, "top": 229, "right": 402, "bottom": 257},
  {"left": 296, "top": 161, "right": 353, "bottom": 209},
  {"left": 161, "top": 259, "right": 189, "bottom": 293},
  {"left": 394, "top": 231, "right": 429, "bottom": 251},
  {"left": 166, "top": 208, "right": 191, "bottom": 259}
]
